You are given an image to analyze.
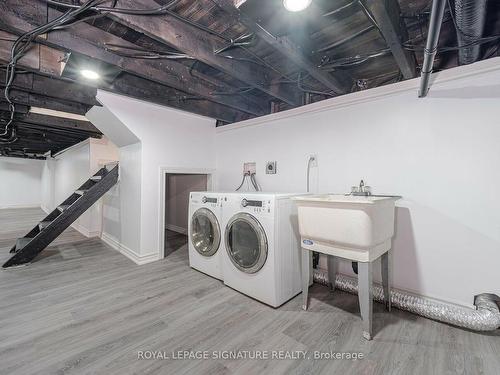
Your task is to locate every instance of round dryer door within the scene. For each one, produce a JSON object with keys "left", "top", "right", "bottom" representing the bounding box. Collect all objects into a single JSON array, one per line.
[
  {"left": 190, "top": 208, "right": 221, "bottom": 257},
  {"left": 225, "top": 213, "right": 268, "bottom": 274}
]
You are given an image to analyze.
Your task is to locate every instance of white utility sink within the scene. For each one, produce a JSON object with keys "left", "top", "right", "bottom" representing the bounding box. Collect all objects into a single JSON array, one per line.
[
  {"left": 292, "top": 194, "right": 399, "bottom": 261},
  {"left": 295, "top": 193, "right": 400, "bottom": 341}
]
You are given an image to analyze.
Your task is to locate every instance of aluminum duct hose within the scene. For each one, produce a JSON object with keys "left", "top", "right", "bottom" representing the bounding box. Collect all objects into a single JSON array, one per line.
[
  {"left": 313, "top": 269, "right": 500, "bottom": 332},
  {"left": 454, "top": 0, "right": 488, "bottom": 65}
]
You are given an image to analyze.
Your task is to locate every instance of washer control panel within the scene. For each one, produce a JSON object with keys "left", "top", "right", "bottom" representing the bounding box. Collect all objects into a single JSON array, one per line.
[
  {"left": 191, "top": 194, "right": 222, "bottom": 208},
  {"left": 202, "top": 196, "right": 217, "bottom": 204}
]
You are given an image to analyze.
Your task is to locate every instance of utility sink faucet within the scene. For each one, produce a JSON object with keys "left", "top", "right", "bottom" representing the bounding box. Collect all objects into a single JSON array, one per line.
[{"left": 350, "top": 180, "right": 372, "bottom": 196}]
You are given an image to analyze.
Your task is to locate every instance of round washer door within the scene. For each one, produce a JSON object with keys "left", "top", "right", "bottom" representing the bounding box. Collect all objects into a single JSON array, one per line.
[
  {"left": 225, "top": 212, "right": 268, "bottom": 274},
  {"left": 190, "top": 208, "right": 221, "bottom": 257}
]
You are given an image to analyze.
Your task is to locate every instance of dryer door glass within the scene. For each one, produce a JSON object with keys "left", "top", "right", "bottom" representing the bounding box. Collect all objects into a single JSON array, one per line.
[
  {"left": 191, "top": 208, "right": 220, "bottom": 257},
  {"left": 225, "top": 213, "right": 268, "bottom": 274}
]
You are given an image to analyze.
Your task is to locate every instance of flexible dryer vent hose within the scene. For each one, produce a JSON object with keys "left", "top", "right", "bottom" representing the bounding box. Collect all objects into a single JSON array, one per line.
[{"left": 313, "top": 269, "right": 500, "bottom": 332}]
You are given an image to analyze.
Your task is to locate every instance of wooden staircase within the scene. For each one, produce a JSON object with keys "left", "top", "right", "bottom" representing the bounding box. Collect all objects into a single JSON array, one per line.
[{"left": 3, "top": 164, "right": 119, "bottom": 268}]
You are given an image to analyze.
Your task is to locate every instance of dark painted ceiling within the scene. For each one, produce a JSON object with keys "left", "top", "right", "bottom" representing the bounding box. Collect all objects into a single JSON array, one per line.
[{"left": 0, "top": 0, "right": 499, "bottom": 158}]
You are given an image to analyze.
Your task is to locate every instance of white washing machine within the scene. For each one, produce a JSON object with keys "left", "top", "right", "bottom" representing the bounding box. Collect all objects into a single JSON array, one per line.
[
  {"left": 221, "top": 192, "right": 302, "bottom": 307},
  {"left": 188, "top": 192, "right": 224, "bottom": 280}
]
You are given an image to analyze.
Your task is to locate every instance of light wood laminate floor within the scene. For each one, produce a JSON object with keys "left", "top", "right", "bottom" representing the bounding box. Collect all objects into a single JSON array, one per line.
[{"left": 1, "top": 208, "right": 499, "bottom": 375}]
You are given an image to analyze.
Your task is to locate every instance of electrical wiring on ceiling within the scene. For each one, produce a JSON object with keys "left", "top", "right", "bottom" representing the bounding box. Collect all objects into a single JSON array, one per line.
[
  {"left": 46, "top": 0, "right": 180, "bottom": 15},
  {"left": 318, "top": 49, "right": 391, "bottom": 70},
  {"left": 297, "top": 72, "right": 336, "bottom": 97},
  {"left": 104, "top": 44, "right": 193, "bottom": 60},
  {"left": 403, "top": 35, "right": 500, "bottom": 53},
  {"left": 1, "top": 0, "right": 182, "bottom": 144},
  {"left": 271, "top": 71, "right": 339, "bottom": 97},
  {"left": 41, "top": 0, "right": 310, "bottom": 115},
  {"left": 2, "top": 1, "right": 101, "bottom": 143},
  {"left": 52, "top": 0, "right": 298, "bottom": 86},
  {"left": 211, "top": 87, "right": 255, "bottom": 96}
]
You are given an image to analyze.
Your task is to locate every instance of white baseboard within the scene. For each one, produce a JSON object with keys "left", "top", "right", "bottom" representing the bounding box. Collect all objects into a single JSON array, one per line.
[
  {"left": 166, "top": 224, "right": 188, "bottom": 235},
  {"left": 0, "top": 204, "right": 41, "bottom": 209},
  {"left": 71, "top": 222, "right": 101, "bottom": 238},
  {"left": 101, "top": 232, "right": 159, "bottom": 265}
]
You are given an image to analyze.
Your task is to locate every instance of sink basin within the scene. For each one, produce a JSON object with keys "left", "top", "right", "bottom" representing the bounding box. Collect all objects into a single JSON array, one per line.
[{"left": 292, "top": 194, "right": 399, "bottom": 252}]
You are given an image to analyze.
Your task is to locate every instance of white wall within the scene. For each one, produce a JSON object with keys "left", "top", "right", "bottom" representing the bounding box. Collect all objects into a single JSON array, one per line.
[
  {"left": 96, "top": 91, "right": 216, "bottom": 260},
  {"left": 88, "top": 138, "right": 120, "bottom": 235},
  {"left": 166, "top": 174, "right": 208, "bottom": 233},
  {"left": 101, "top": 142, "right": 142, "bottom": 255},
  {"left": 52, "top": 141, "right": 91, "bottom": 233},
  {"left": 215, "top": 59, "right": 500, "bottom": 307},
  {"left": 86, "top": 105, "right": 139, "bottom": 147},
  {"left": 0, "top": 156, "right": 44, "bottom": 209},
  {"left": 41, "top": 158, "right": 55, "bottom": 211},
  {"left": 40, "top": 137, "right": 119, "bottom": 237}
]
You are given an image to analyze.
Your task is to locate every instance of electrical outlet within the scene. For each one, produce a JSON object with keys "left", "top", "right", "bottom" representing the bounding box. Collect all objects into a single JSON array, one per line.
[
  {"left": 266, "top": 161, "right": 277, "bottom": 174},
  {"left": 309, "top": 154, "right": 318, "bottom": 167},
  {"left": 243, "top": 162, "right": 256, "bottom": 174}
]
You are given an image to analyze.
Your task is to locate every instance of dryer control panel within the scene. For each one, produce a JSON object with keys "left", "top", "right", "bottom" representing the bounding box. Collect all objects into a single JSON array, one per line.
[{"left": 240, "top": 198, "right": 272, "bottom": 214}]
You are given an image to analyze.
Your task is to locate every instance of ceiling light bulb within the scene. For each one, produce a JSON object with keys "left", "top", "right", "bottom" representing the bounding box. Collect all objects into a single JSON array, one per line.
[
  {"left": 283, "top": 0, "right": 312, "bottom": 12},
  {"left": 80, "top": 69, "right": 100, "bottom": 80}
]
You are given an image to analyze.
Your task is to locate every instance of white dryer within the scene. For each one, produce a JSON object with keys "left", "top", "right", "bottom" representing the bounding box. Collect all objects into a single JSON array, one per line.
[
  {"left": 221, "top": 192, "right": 302, "bottom": 307},
  {"left": 188, "top": 192, "right": 224, "bottom": 280}
]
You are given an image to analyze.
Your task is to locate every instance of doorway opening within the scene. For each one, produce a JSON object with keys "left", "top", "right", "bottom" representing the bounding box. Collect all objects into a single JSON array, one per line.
[{"left": 163, "top": 172, "right": 209, "bottom": 258}]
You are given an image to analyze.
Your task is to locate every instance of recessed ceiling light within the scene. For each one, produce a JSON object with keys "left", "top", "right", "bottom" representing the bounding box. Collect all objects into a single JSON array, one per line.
[
  {"left": 80, "top": 69, "right": 100, "bottom": 80},
  {"left": 283, "top": 0, "right": 312, "bottom": 12}
]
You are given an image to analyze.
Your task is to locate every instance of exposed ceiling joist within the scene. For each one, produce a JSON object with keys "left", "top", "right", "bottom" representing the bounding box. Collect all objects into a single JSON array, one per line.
[
  {"left": 1, "top": 112, "right": 101, "bottom": 136},
  {"left": 0, "top": 70, "right": 99, "bottom": 107},
  {"left": 29, "top": 107, "right": 89, "bottom": 121},
  {"left": 0, "top": 89, "right": 92, "bottom": 115},
  {"left": 103, "top": 0, "right": 302, "bottom": 106},
  {"left": 109, "top": 74, "right": 253, "bottom": 123},
  {"left": 0, "top": 30, "right": 66, "bottom": 76},
  {"left": 361, "top": 0, "right": 417, "bottom": 79},
  {"left": 0, "top": 0, "right": 266, "bottom": 119},
  {"left": 0, "top": 102, "right": 29, "bottom": 114},
  {"left": 211, "top": 0, "right": 347, "bottom": 94},
  {"left": 274, "top": 2, "right": 357, "bottom": 87}
]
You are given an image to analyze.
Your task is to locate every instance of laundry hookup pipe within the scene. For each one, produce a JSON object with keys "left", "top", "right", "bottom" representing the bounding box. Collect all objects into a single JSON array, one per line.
[{"left": 313, "top": 269, "right": 500, "bottom": 332}]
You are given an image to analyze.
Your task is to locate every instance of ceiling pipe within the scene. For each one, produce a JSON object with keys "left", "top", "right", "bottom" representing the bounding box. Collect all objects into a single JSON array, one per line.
[{"left": 418, "top": 0, "right": 447, "bottom": 98}]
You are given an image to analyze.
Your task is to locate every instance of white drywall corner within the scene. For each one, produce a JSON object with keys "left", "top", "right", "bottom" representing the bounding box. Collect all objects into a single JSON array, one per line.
[{"left": 86, "top": 105, "right": 139, "bottom": 147}]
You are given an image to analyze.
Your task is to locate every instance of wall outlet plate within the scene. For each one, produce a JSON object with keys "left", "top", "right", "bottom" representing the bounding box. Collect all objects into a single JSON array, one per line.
[
  {"left": 243, "top": 162, "right": 256, "bottom": 174},
  {"left": 266, "top": 161, "right": 277, "bottom": 174}
]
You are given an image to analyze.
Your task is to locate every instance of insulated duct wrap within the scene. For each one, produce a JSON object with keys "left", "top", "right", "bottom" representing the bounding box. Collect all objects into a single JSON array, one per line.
[
  {"left": 313, "top": 269, "right": 500, "bottom": 332},
  {"left": 454, "top": 0, "right": 488, "bottom": 65}
]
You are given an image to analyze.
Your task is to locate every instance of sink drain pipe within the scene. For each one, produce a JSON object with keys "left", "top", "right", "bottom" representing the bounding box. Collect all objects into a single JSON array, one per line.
[{"left": 313, "top": 269, "right": 500, "bottom": 331}]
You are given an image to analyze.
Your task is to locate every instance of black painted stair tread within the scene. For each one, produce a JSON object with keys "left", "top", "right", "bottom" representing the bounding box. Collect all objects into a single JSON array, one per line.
[
  {"left": 3, "top": 165, "right": 119, "bottom": 268},
  {"left": 38, "top": 221, "right": 52, "bottom": 230},
  {"left": 16, "top": 238, "right": 32, "bottom": 251}
]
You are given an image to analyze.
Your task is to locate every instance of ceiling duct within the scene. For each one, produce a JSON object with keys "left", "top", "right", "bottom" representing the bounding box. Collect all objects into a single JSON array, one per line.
[{"left": 454, "top": 0, "right": 488, "bottom": 65}]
